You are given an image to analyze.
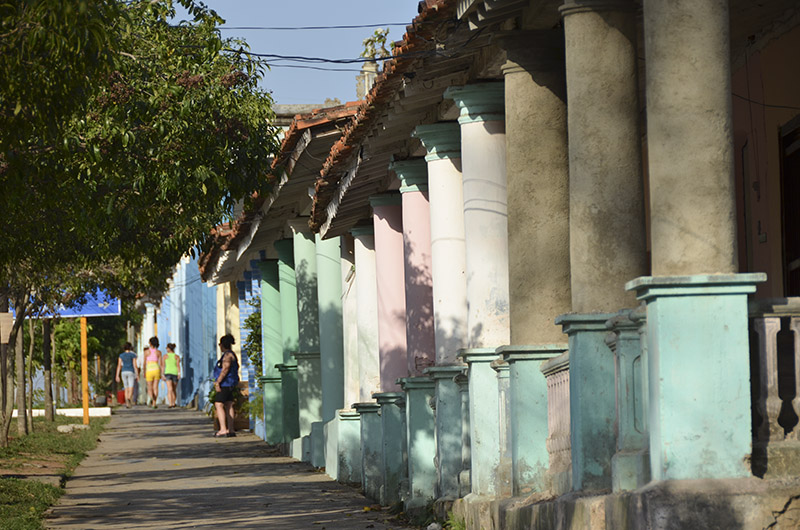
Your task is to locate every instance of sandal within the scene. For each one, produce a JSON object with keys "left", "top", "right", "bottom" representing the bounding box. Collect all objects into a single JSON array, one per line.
[
  {"left": 226, "top": 432, "right": 236, "bottom": 438},
  {"left": 212, "top": 432, "right": 228, "bottom": 438}
]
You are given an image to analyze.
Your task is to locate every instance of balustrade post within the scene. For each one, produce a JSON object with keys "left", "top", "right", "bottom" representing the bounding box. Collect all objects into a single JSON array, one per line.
[{"left": 541, "top": 352, "right": 571, "bottom": 495}]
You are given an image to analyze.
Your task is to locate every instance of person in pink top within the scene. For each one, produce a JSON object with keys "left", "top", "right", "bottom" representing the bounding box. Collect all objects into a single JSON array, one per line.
[{"left": 144, "top": 337, "right": 162, "bottom": 409}]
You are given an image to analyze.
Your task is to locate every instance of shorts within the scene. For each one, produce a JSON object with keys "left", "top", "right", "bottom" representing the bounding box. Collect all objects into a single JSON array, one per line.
[
  {"left": 214, "top": 386, "right": 235, "bottom": 403},
  {"left": 146, "top": 369, "right": 161, "bottom": 382},
  {"left": 165, "top": 374, "right": 178, "bottom": 384},
  {"left": 121, "top": 371, "right": 135, "bottom": 389}
]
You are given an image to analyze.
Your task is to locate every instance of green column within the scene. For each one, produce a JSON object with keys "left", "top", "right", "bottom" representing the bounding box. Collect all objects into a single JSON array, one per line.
[
  {"left": 258, "top": 260, "right": 284, "bottom": 444},
  {"left": 290, "top": 222, "right": 322, "bottom": 452},
  {"left": 316, "top": 234, "right": 344, "bottom": 421},
  {"left": 275, "top": 239, "right": 300, "bottom": 441}
]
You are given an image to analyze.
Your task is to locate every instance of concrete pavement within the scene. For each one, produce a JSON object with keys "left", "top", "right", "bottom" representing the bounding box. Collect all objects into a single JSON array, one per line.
[{"left": 46, "top": 407, "right": 413, "bottom": 529}]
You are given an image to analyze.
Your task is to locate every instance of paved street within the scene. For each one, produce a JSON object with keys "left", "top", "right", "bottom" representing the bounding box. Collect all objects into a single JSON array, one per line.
[{"left": 46, "top": 408, "right": 412, "bottom": 529}]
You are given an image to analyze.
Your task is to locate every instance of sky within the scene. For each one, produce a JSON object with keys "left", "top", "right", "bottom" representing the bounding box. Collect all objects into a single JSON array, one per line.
[{"left": 175, "top": 1, "right": 422, "bottom": 106}]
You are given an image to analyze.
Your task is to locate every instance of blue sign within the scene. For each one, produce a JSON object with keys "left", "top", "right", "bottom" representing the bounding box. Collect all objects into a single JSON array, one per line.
[
  {"left": 14, "top": 289, "right": 122, "bottom": 319},
  {"left": 50, "top": 290, "right": 121, "bottom": 318}
]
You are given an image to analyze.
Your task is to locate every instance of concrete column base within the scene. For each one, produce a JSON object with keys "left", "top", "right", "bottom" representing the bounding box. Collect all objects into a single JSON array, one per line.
[
  {"left": 425, "top": 365, "right": 466, "bottom": 500},
  {"left": 259, "top": 376, "right": 284, "bottom": 444},
  {"left": 277, "top": 363, "right": 300, "bottom": 443},
  {"left": 325, "top": 409, "right": 362, "bottom": 483},
  {"left": 556, "top": 313, "right": 617, "bottom": 492},
  {"left": 460, "top": 348, "right": 503, "bottom": 497},
  {"left": 375, "top": 392, "right": 407, "bottom": 506},
  {"left": 499, "top": 344, "right": 568, "bottom": 497},
  {"left": 310, "top": 421, "right": 325, "bottom": 468},
  {"left": 400, "top": 376, "right": 436, "bottom": 514},
  {"left": 355, "top": 402, "right": 383, "bottom": 502},
  {"left": 626, "top": 273, "right": 766, "bottom": 480}
]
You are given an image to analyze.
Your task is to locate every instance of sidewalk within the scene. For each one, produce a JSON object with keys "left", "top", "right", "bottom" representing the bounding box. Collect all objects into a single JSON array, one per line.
[{"left": 46, "top": 407, "right": 413, "bottom": 529}]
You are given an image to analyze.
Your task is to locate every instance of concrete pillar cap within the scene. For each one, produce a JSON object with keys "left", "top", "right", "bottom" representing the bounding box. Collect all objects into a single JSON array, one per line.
[
  {"left": 368, "top": 193, "right": 402, "bottom": 208},
  {"left": 444, "top": 83, "right": 505, "bottom": 124},
  {"left": 413, "top": 122, "right": 461, "bottom": 161}
]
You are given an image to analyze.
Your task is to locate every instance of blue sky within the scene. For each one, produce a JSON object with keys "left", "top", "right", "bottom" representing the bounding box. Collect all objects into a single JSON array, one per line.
[{"left": 176, "top": 1, "right": 421, "bottom": 105}]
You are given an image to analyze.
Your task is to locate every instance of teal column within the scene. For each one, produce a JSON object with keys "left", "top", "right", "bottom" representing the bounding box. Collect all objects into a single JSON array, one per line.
[
  {"left": 375, "top": 391, "right": 407, "bottom": 506},
  {"left": 315, "top": 234, "right": 344, "bottom": 421},
  {"left": 499, "top": 344, "right": 567, "bottom": 496},
  {"left": 290, "top": 220, "right": 322, "bottom": 452},
  {"left": 555, "top": 312, "right": 616, "bottom": 491},
  {"left": 332, "top": 409, "right": 362, "bottom": 483},
  {"left": 399, "top": 376, "right": 436, "bottom": 513},
  {"left": 460, "top": 349, "right": 500, "bottom": 497},
  {"left": 355, "top": 402, "right": 383, "bottom": 502},
  {"left": 626, "top": 274, "right": 766, "bottom": 480},
  {"left": 275, "top": 239, "right": 300, "bottom": 442},
  {"left": 606, "top": 308, "right": 650, "bottom": 491},
  {"left": 492, "top": 359, "right": 512, "bottom": 498},
  {"left": 258, "top": 260, "right": 284, "bottom": 444}
]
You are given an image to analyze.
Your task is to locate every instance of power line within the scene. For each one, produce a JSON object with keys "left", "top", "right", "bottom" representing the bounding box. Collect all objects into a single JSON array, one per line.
[
  {"left": 267, "top": 64, "right": 363, "bottom": 72},
  {"left": 217, "top": 23, "right": 409, "bottom": 31}
]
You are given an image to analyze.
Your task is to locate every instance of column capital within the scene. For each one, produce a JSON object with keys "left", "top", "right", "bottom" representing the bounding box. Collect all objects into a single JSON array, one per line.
[
  {"left": 389, "top": 158, "right": 428, "bottom": 193},
  {"left": 497, "top": 29, "right": 565, "bottom": 75},
  {"left": 498, "top": 344, "right": 568, "bottom": 363},
  {"left": 443, "top": 83, "right": 505, "bottom": 124},
  {"left": 412, "top": 122, "right": 461, "bottom": 161},
  {"left": 257, "top": 259, "right": 279, "bottom": 281},
  {"left": 286, "top": 217, "right": 312, "bottom": 236},
  {"left": 555, "top": 312, "right": 617, "bottom": 335},
  {"left": 459, "top": 347, "right": 500, "bottom": 365},
  {"left": 560, "top": 0, "right": 638, "bottom": 17},
  {"left": 368, "top": 193, "right": 402, "bottom": 208},
  {"left": 349, "top": 225, "right": 374, "bottom": 237}
]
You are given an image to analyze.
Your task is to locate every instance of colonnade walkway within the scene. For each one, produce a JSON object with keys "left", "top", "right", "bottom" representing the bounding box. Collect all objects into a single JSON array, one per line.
[{"left": 46, "top": 408, "right": 411, "bottom": 529}]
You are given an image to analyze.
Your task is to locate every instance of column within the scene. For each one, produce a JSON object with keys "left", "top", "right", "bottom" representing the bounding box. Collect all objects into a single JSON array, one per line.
[
  {"left": 370, "top": 194, "right": 408, "bottom": 391},
  {"left": 274, "top": 239, "right": 300, "bottom": 443},
  {"left": 289, "top": 220, "right": 322, "bottom": 462},
  {"left": 355, "top": 401, "right": 383, "bottom": 502},
  {"left": 315, "top": 234, "right": 344, "bottom": 468},
  {"left": 443, "top": 82, "right": 510, "bottom": 349},
  {"left": 258, "top": 260, "right": 284, "bottom": 444},
  {"left": 445, "top": 82, "right": 510, "bottom": 499},
  {"left": 559, "top": 0, "right": 647, "bottom": 492},
  {"left": 561, "top": 0, "right": 647, "bottom": 313},
  {"left": 392, "top": 159, "right": 435, "bottom": 375},
  {"left": 413, "top": 122, "right": 468, "bottom": 501},
  {"left": 627, "top": 0, "right": 767, "bottom": 481},
  {"left": 455, "top": 371, "right": 471, "bottom": 497},
  {"left": 499, "top": 29, "right": 571, "bottom": 345},
  {"left": 351, "top": 227, "right": 380, "bottom": 401},
  {"left": 340, "top": 234, "right": 360, "bottom": 409},
  {"left": 315, "top": 234, "right": 344, "bottom": 420}
]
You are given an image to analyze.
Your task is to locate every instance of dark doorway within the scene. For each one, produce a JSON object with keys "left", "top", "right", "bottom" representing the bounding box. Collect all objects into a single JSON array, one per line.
[{"left": 780, "top": 116, "right": 800, "bottom": 296}]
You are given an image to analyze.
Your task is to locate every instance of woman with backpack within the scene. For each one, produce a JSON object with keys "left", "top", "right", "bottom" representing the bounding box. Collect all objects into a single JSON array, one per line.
[{"left": 212, "top": 333, "right": 239, "bottom": 438}]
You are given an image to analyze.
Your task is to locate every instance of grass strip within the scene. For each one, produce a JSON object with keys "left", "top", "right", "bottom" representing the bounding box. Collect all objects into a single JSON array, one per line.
[{"left": 0, "top": 415, "right": 109, "bottom": 529}]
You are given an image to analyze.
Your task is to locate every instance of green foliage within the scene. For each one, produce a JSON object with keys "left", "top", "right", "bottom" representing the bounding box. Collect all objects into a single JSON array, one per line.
[
  {"left": 0, "top": 0, "right": 281, "bottom": 304},
  {"left": 444, "top": 511, "right": 466, "bottom": 530},
  {"left": 360, "top": 28, "right": 391, "bottom": 60},
  {"left": 242, "top": 296, "right": 262, "bottom": 371},
  {"left": 0, "top": 478, "right": 62, "bottom": 530}
]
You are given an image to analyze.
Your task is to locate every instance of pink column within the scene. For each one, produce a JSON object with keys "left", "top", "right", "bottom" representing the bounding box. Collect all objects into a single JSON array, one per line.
[
  {"left": 392, "top": 159, "right": 435, "bottom": 376},
  {"left": 370, "top": 194, "right": 408, "bottom": 392}
]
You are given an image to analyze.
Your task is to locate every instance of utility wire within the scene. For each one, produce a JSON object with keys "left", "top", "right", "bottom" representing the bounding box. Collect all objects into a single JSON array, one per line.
[{"left": 217, "top": 23, "right": 409, "bottom": 31}]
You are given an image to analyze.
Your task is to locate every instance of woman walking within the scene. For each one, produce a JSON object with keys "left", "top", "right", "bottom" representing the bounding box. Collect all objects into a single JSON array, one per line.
[
  {"left": 145, "top": 337, "right": 162, "bottom": 409},
  {"left": 115, "top": 342, "right": 138, "bottom": 408},
  {"left": 162, "top": 343, "right": 181, "bottom": 408},
  {"left": 212, "top": 334, "right": 239, "bottom": 438}
]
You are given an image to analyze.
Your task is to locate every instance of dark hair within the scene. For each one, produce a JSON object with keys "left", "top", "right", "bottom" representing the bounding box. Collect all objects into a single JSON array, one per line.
[
  {"left": 219, "top": 334, "right": 235, "bottom": 350},
  {"left": 123, "top": 342, "right": 133, "bottom": 351},
  {"left": 149, "top": 336, "right": 159, "bottom": 348},
  {"left": 166, "top": 343, "right": 176, "bottom": 352}
]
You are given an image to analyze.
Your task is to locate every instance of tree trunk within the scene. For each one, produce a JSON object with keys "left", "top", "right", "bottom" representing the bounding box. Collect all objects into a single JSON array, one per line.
[
  {"left": 0, "top": 293, "right": 14, "bottom": 448},
  {"left": 43, "top": 319, "right": 54, "bottom": 421},
  {"left": 26, "top": 319, "right": 34, "bottom": 432},
  {"left": 16, "top": 321, "right": 27, "bottom": 436}
]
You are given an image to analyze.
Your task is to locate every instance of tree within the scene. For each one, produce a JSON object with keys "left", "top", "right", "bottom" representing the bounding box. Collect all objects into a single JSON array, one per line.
[{"left": 0, "top": 0, "right": 280, "bottom": 446}]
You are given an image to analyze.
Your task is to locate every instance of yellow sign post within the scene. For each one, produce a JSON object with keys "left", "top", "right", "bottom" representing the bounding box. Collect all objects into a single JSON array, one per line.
[{"left": 80, "top": 317, "right": 89, "bottom": 425}]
